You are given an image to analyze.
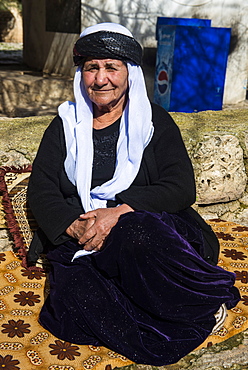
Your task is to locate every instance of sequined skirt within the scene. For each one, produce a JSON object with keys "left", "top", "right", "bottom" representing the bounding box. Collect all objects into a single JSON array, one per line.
[{"left": 39, "top": 210, "right": 240, "bottom": 366}]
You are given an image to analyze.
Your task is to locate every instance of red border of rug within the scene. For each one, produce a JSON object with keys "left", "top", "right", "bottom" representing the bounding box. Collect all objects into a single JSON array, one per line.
[{"left": 0, "top": 165, "right": 35, "bottom": 270}]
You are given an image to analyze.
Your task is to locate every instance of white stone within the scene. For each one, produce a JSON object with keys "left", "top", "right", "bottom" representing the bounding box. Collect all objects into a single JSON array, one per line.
[
  {"left": 239, "top": 193, "right": 248, "bottom": 206},
  {"left": 0, "top": 229, "right": 13, "bottom": 252},
  {"left": 194, "top": 200, "right": 241, "bottom": 220},
  {"left": 232, "top": 208, "right": 248, "bottom": 227},
  {"left": 194, "top": 135, "right": 247, "bottom": 204},
  {"left": 0, "top": 149, "right": 30, "bottom": 167}
]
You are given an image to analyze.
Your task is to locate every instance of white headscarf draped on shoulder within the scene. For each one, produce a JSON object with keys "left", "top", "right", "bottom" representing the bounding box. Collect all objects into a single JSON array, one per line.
[{"left": 58, "top": 23, "right": 154, "bottom": 212}]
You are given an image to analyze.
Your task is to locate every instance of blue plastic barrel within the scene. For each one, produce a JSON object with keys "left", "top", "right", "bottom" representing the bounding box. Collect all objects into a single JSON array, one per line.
[{"left": 154, "top": 17, "right": 231, "bottom": 112}]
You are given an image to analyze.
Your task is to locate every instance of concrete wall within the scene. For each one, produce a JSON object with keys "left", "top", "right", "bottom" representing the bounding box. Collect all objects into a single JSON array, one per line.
[
  {"left": 22, "top": 0, "right": 78, "bottom": 76},
  {"left": 80, "top": 0, "right": 248, "bottom": 105},
  {"left": 22, "top": 0, "right": 56, "bottom": 71},
  {"left": 22, "top": 0, "right": 248, "bottom": 104}
]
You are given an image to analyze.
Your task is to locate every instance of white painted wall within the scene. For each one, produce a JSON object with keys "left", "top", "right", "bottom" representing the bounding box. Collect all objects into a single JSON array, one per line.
[{"left": 81, "top": 0, "right": 248, "bottom": 104}]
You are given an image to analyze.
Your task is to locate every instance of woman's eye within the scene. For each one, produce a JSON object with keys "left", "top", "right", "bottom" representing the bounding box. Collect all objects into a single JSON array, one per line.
[
  {"left": 84, "top": 66, "right": 98, "bottom": 72},
  {"left": 84, "top": 65, "right": 118, "bottom": 72},
  {"left": 106, "top": 66, "right": 117, "bottom": 71}
]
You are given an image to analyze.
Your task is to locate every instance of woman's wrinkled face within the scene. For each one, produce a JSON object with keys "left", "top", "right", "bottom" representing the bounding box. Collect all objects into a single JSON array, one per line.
[{"left": 82, "top": 58, "right": 128, "bottom": 110}]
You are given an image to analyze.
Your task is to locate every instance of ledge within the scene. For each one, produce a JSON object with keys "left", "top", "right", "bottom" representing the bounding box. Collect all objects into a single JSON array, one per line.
[{"left": 0, "top": 108, "right": 248, "bottom": 225}]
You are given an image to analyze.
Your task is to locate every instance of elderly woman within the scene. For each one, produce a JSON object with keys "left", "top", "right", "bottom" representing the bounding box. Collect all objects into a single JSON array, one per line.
[{"left": 28, "top": 23, "right": 240, "bottom": 366}]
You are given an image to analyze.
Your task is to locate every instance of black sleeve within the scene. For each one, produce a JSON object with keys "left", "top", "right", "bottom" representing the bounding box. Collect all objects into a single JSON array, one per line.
[
  {"left": 27, "top": 116, "right": 83, "bottom": 245},
  {"left": 116, "top": 104, "right": 196, "bottom": 213}
]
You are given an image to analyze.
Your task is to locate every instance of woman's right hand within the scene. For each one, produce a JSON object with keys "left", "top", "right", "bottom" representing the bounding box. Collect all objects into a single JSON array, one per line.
[{"left": 66, "top": 217, "right": 96, "bottom": 242}]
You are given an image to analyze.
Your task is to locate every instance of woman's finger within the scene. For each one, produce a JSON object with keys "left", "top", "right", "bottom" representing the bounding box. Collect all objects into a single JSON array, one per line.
[
  {"left": 80, "top": 212, "right": 96, "bottom": 219},
  {"left": 84, "top": 238, "right": 105, "bottom": 251}
]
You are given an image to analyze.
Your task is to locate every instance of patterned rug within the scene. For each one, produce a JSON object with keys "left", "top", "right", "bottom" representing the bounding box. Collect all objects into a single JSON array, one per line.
[
  {"left": 197, "top": 219, "right": 248, "bottom": 348},
  {"left": 0, "top": 166, "right": 248, "bottom": 369}
]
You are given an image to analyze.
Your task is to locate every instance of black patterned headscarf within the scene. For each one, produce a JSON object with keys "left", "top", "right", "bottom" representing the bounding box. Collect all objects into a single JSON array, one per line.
[{"left": 73, "top": 24, "right": 143, "bottom": 66}]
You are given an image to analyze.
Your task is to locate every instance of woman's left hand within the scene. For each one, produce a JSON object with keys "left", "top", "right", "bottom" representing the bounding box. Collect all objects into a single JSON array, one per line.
[{"left": 78, "top": 204, "right": 134, "bottom": 251}]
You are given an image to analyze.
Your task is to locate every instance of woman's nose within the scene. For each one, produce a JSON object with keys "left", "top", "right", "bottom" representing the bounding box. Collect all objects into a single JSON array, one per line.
[{"left": 95, "top": 68, "right": 108, "bottom": 85}]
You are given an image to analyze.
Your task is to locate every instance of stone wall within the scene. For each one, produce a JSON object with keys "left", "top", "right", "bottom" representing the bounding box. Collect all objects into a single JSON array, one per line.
[
  {"left": 0, "top": 71, "right": 74, "bottom": 117},
  {"left": 1, "top": 109, "right": 248, "bottom": 225}
]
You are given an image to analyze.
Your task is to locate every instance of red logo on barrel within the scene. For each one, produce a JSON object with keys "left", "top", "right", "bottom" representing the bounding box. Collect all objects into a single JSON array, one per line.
[{"left": 158, "top": 70, "right": 169, "bottom": 94}]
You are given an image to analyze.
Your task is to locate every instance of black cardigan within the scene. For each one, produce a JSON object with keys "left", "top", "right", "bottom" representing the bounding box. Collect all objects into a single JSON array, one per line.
[{"left": 28, "top": 103, "right": 219, "bottom": 264}]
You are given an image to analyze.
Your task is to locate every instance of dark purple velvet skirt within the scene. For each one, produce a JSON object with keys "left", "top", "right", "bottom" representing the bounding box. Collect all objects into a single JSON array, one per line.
[{"left": 39, "top": 210, "right": 240, "bottom": 366}]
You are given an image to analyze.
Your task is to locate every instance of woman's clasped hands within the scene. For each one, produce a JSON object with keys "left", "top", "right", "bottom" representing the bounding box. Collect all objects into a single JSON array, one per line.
[{"left": 66, "top": 204, "right": 134, "bottom": 252}]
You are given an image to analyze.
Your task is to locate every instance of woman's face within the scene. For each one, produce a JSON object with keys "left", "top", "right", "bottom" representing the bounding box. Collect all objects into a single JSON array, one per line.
[{"left": 82, "top": 58, "right": 128, "bottom": 111}]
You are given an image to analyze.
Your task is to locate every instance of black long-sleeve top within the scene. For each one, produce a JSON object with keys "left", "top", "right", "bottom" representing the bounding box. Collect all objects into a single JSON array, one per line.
[{"left": 28, "top": 103, "right": 219, "bottom": 264}]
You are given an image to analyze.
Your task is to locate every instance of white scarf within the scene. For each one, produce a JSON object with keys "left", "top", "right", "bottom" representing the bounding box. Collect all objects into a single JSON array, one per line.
[{"left": 58, "top": 23, "right": 154, "bottom": 213}]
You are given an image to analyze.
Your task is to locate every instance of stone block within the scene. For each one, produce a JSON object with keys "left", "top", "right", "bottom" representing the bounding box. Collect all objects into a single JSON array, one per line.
[
  {"left": 0, "top": 149, "right": 30, "bottom": 167},
  {"left": 0, "top": 229, "right": 13, "bottom": 252},
  {"left": 194, "top": 200, "right": 241, "bottom": 220},
  {"left": 233, "top": 208, "right": 248, "bottom": 227},
  {"left": 194, "top": 135, "right": 247, "bottom": 204}
]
